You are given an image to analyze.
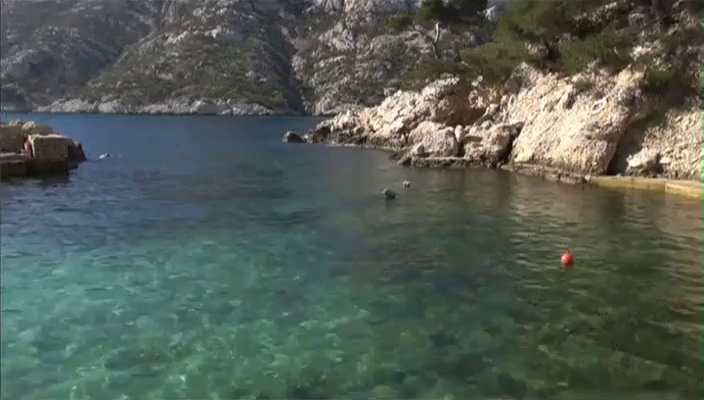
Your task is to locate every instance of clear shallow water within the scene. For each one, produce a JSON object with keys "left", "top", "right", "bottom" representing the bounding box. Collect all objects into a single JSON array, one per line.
[{"left": 1, "top": 114, "right": 702, "bottom": 400}]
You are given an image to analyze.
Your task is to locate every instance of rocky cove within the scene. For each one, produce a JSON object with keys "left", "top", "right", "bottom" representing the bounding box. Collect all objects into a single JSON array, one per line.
[
  {"left": 284, "top": 62, "right": 702, "bottom": 196},
  {"left": 1, "top": 105, "right": 703, "bottom": 399}
]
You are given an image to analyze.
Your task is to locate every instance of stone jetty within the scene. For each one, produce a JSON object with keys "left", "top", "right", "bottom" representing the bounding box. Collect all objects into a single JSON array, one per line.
[{"left": 0, "top": 120, "right": 87, "bottom": 180}]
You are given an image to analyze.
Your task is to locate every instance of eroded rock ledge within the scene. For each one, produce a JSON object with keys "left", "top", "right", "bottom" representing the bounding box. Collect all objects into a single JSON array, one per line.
[
  {"left": 285, "top": 63, "right": 702, "bottom": 184},
  {"left": 0, "top": 120, "right": 87, "bottom": 180}
]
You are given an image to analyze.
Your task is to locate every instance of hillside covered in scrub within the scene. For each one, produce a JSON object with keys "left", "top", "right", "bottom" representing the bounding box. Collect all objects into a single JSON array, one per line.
[
  {"left": 290, "top": 0, "right": 703, "bottom": 182},
  {"left": 400, "top": 0, "right": 700, "bottom": 93},
  {"left": 1, "top": 0, "right": 699, "bottom": 119},
  {"left": 0, "top": 0, "right": 498, "bottom": 115}
]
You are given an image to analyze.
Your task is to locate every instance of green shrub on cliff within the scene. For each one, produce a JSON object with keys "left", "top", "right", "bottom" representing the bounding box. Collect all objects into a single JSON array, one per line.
[
  {"left": 460, "top": 41, "right": 535, "bottom": 84},
  {"left": 401, "top": 56, "right": 469, "bottom": 89},
  {"left": 492, "top": 0, "right": 636, "bottom": 73},
  {"left": 642, "top": 68, "right": 677, "bottom": 94},
  {"left": 560, "top": 30, "right": 636, "bottom": 74},
  {"left": 416, "top": 0, "right": 488, "bottom": 28},
  {"left": 385, "top": 14, "right": 413, "bottom": 33},
  {"left": 641, "top": 66, "right": 699, "bottom": 108},
  {"left": 402, "top": 0, "right": 701, "bottom": 93},
  {"left": 399, "top": 0, "right": 632, "bottom": 85},
  {"left": 385, "top": 0, "right": 488, "bottom": 59}
]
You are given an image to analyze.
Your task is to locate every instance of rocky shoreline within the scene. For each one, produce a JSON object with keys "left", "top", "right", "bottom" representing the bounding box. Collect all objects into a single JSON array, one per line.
[
  {"left": 32, "top": 99, "right": 305, "bottom": 117},
  {"left": 0, "top": 120, "right": 87, "bottom": 180},
  {"left": 284, "top": 63, "right": 702, "bottom": 195}
]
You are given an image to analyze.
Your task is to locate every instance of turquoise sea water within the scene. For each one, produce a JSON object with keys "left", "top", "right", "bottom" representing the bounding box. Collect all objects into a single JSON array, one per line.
[{"left": 1, "top": 114, "right": 702, "bottom": 399}]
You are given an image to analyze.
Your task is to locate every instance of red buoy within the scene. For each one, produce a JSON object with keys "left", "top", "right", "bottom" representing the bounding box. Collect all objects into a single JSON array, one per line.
[{"left": 561, "top": 251, "right": 574, "bottom": 268}]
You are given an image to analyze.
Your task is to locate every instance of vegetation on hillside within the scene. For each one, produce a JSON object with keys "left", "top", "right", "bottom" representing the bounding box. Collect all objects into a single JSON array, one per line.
[
  {"left": 391, "top": 0, "right": 702, "bottom": 100},
  {"left": 385, "top": 0, "right": 488, "bottom": 59}
]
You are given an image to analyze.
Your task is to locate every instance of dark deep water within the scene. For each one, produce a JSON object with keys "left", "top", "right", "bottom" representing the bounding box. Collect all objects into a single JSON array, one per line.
[{"left": 1, "top": 114, "right": 702, "bottom": 399}]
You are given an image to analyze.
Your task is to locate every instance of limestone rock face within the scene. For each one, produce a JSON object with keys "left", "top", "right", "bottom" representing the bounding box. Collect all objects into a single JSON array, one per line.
[
  {"left": 408, "top": 121, "right": 458, "bottom": 157},
  {"left": 0, "top": 125, "right": 26, "bottom": 152},
  {"left": 508, "top": 65, "right": 649, "bottom": 175},
  {"left": 36, "top": 99, "right": 98, "bottom": 113},
  {"left": 29, "top": 134, "right": 72, "bottom": 161},
  {"left": 462, "top": 122, "right": 523, "bottom": 168},
  {"left": 22, "top": 121, "right": 54, "bottom": 135},
  {"left": 624, "top": 108, "right": 702, "bottom": 180},
  {"left": 309, "top": 78, "right": 472, "bottom": 150},
  {"left": 626, "top": 149, "right": 661, "bottom": 176},
  {"left": 308, "top": 76, "right": 521, "bottom": 167},
  {"left": 2, "top": 0, "right": 494, "bottom": 115},
  {"left": 97, "top": 100, "right": 133, "bottom": 114},
  {"left": 303, "top": 61, "right": 701, "bottom": 181}
]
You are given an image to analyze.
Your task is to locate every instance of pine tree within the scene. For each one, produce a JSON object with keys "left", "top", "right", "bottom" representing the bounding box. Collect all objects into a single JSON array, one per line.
[{"left": 386, "top": 0, "right": 488, "bottom": 59}]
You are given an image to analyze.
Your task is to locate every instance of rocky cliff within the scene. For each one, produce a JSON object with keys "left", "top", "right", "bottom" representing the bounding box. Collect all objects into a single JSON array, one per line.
[
  {"left": 292, "top": 1, "right": 702, "bottom": 182},
  {"left": 297, "top": 62, "right": 701, "bottom": 181},
  {"left": 1, "top": 0, "right": 491, "bottom": 115}
]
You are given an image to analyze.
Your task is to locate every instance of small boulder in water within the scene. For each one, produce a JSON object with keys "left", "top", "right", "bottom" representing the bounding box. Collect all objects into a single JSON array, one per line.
[
  {"left": 403, "top": 180, "right": 411, "bottom": 188},
  {"left": 67, "top": 141, "right": 87, "bottom": 163},
  {"left": 282, "top": 131, "right": 306, "bottom": 143},
  {"left": 382, "top": 188, "right": 396, "bottom": 199}
]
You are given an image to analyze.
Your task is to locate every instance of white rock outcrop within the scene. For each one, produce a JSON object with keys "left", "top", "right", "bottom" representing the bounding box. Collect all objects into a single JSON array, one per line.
[
  {"left": 34, "top": 98, "right": 283, "bottom": 116},
  {"left": 507, "top": 65, "right": 649, "bottom": 175},
  {"left": 408, "top": 121, "right": 458, "bottom": 157},
  {"left": 309, "top": 78, "right": 474, "bottom": 152},
  {"left": 302, "top": 62, "right": 701, "bottom": 181}
]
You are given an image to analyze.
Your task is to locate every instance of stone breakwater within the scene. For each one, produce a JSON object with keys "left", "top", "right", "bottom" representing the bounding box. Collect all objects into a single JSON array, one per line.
[
  {"left": 284, "top": 63, "right": 702, "bottom": 193},
  {"left": 0, "top": 120, "right": 87, "bottom": 180}
]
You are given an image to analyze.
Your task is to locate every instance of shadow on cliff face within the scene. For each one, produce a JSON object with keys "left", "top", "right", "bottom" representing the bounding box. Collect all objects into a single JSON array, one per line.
[{"left": 607, "top": 112, "right": 664, "bottom": 176}]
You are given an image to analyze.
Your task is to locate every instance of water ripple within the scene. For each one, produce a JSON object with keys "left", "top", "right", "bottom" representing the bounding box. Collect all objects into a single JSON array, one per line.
[{"left": 1, "top": 115, "right": 702, "bottom": 399}]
